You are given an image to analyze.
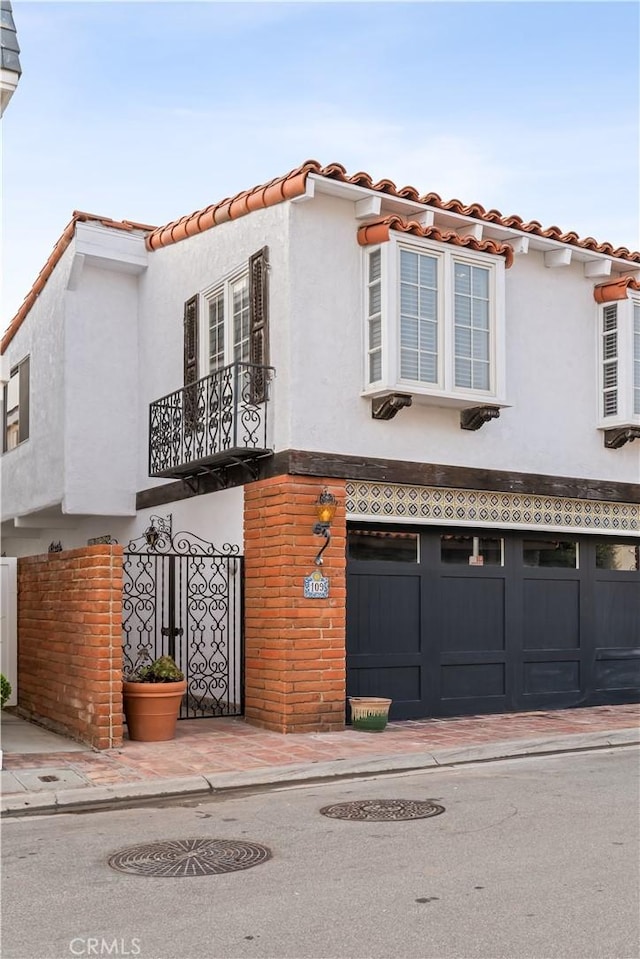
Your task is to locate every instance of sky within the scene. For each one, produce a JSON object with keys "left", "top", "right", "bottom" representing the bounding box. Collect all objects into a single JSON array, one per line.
[{"left": 2, "top": 0, "right": 639, "bottom": 328}]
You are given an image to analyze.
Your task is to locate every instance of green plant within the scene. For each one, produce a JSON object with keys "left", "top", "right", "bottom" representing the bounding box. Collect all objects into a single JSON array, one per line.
[
  {"left": 1, "top": 673, "right": 12, "bottom": 707},
  {"left": 126, "top": 655, "right": 184, "bottom": 684}
]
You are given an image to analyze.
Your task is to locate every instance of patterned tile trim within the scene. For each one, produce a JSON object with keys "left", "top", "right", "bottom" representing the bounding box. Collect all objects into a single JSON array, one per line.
[{"left": 345, "top": 481, "right": 640, "bottom": 535}]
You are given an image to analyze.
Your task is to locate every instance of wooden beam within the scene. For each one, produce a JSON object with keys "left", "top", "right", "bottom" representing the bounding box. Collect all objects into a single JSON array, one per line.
[{"left": 135, "top": 448, "right": 640, "bottom": 507}]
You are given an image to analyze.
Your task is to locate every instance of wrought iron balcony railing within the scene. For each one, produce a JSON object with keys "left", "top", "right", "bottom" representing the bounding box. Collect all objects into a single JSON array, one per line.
[{"left": 149, "top": 362, "right": 275, "bottom": 479}]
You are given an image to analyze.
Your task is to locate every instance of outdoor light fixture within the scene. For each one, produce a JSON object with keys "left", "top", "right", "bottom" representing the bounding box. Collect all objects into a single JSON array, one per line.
[
  {"left": 143, "top": 513, "right": 172, "bottom": 550},
  {"left": 313, "top": 488, "right": 337, "bottom": 566},
  {"left": 144, "top": 523, "right": 160, "bottom": 549}
]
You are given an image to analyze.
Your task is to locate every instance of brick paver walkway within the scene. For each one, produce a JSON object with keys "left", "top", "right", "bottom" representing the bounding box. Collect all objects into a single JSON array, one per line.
[{"left": 3, "top": 703, "right": 638, "bottom": 792}]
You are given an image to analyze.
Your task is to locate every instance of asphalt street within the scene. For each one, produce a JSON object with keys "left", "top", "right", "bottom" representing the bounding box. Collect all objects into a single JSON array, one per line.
[{"left": 3, "top": 747, "right": 639, "bottom": 959}]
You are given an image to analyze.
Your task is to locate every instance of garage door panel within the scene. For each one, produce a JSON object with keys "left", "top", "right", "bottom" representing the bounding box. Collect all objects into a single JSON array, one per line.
[
  {"left": 594, "top": 582, "right": 640, "bottom": 647},
  {"left": 523, "top": 580, "right": 580, "bottom": 649},
  {"left": 348, "top": 666, "right": 422, "bottom": 702},
  {"left": 347, "top": 574, "right": 421, "bottom": 655},
  {"left": 441, "top": 663, "right": 505, "bottom": 700},
  {"left": 523, "top": 661, "right": 580, "bottom": 695},
  {"left": 439, "top": 578, "right": 505, "bottom": 651},
  {"left": 595, "top": 652, "right": 640, "bottom": 691}
]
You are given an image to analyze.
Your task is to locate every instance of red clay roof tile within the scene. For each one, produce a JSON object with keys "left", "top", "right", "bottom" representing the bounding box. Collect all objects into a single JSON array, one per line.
[
  {"left": 593, "top": 275, "right": 640, "bottom": 304},
  {"left": 145, "top": 160, "right": 640, "bottom": 264},
  {"left": 4, "top": 160, "right": 639, "bottom": 352},
  {"left": 358, "top": 216, "right": 515, "bottom": 268}
]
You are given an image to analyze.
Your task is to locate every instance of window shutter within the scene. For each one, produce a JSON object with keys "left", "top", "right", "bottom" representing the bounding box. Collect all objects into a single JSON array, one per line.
[
  {"left": 602, "top": 304, "right": 618, "bottom": 417},
  {"left": 18, "top": 355, "right": 29, "bottom": 443},
  {"left": 183, "top": 295, "right": 199, "bottom": 433},
  {"left": 183, "top": 295, "right": 199, "bottom": 386},
  {"left": 2, "top": 382, "right": 7, "bottom": 453},
  {"left": 249, "top": 247, "right": 270, "bottom": 403}
]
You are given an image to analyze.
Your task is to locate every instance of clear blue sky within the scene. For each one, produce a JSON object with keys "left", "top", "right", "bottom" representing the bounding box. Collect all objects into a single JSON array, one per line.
[{"left": 2, "top": 1, "right": 639, "bottom": 326}]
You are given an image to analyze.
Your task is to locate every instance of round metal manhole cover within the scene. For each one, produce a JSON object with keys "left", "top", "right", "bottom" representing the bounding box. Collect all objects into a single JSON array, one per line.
[
  {"left": 320, "top": 799, "right": 445, "bottom": 822},
  {"left": 107, "top": 838, "right": 272, "bottom": 877}
]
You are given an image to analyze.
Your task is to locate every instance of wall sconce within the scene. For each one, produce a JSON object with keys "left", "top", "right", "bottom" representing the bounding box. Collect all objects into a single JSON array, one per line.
[
  {"left": 144, "top": 524, "right": 160, "bottom": 549},
  {"left": 143, "top": 513, "right": 172, "bottom": 550},
  {"left": 312, "top": 488, "right": 337, "bottom": 566}
]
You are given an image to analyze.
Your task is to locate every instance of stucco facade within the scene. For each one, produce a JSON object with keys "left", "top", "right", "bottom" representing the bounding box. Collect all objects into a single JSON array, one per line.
[{"left": 2, "top": 160, "right": 638, "bottom": 732}]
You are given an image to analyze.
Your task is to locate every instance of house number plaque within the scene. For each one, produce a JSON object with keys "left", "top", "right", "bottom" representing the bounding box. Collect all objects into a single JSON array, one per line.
[{"left": 303, "top": 570, "right": 330, "bottom": 599}]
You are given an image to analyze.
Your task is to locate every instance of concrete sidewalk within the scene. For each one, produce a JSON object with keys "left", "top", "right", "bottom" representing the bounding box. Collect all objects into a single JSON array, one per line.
[{"left": 2, "top": 703, "right": 638, "bottom": 817}]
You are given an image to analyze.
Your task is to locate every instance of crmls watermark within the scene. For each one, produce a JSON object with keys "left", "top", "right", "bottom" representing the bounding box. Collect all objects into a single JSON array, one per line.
[{"left": 69, "top": 939, "right": 141, "bottom": 956}]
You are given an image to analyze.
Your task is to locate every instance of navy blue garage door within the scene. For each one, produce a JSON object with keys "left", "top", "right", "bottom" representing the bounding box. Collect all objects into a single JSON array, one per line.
[{"left": 346, "top": 525, "right": 640, "bottom": 720}]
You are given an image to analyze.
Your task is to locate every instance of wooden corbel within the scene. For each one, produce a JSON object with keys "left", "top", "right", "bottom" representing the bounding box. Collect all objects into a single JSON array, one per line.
[
  {"left": 371, "top": 393, "right": 413, "bottom": 420},
  {"left": 460, "top": 406, "right": 501, "bottom": 431},
  {"left": 604, "top": 427, "right": 640, "bottom": 449}
]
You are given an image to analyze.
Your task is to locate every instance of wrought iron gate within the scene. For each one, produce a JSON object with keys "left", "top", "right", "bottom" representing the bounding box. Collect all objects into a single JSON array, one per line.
[{"left": 122, "top": 527, "right": 243, "bottom": 719}]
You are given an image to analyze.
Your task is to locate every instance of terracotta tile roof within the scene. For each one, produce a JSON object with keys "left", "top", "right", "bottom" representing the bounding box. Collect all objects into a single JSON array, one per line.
[
  {"left": 146, "top": 160, "right": 640, "bottom": 265},
  {"left": 593, "top": 275, "right": 640, "bottom": 304},
  {"left": 1, "top": 212, "right": 156, "bottom": 353},
  {"left": 357, "top": 216, "right": 515, "bottom": 268},
  {"left": 146, "top": 167, "right": 312, "bottom": 251},
  {"left": 4, "top": 160, "right": 639, "bottom": 353}
]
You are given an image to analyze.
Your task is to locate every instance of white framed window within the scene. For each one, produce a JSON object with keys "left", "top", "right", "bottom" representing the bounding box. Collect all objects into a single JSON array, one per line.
[
  {"left": 597, "top": 295, "right": 640, "bottom": 429},
  {"left": 634, "top": 300, "right": 640, "bottom": 416},
  {"left": 363, "top": 235, "right": 506, "bottom": 407},
  {"left": 201, "top": 268, "right": 251, "bottom": 374}
]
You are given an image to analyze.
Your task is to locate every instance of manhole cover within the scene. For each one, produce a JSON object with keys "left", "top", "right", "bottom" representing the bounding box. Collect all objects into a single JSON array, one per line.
[
  {"left": 320, "top": 799, "right": 445, "bottom": 821},
  {"left": 107, "top": 838, "right": 272, "bottom": 877}
]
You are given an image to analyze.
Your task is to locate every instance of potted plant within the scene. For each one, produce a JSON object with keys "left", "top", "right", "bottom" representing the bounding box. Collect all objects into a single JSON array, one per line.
[
  {"left": 348, "top": 696, "right": 393, "bottom": 732},
  {"left": 123, "top": 654, "right": 187, "bottom": 742}
]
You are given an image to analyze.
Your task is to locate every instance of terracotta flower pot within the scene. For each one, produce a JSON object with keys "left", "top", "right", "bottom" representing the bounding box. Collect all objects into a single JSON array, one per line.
[{"left": 123, "top": 679, "right": 187, "bottom": 742}]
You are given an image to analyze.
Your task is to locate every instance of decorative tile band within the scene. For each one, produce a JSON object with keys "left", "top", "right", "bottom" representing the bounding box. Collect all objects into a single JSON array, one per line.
[{"left": 345, "top": 481, "right": 640, "bottom": 535}]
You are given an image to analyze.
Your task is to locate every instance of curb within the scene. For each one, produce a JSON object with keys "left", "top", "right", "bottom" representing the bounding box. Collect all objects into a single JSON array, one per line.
[{"left": 2, "top": 728, "right": 638, "bottom": 818}]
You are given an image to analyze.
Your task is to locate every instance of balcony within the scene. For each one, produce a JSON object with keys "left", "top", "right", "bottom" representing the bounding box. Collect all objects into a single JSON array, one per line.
[{"left": 149, "top": 362, "right": 275, "bottom": 479}]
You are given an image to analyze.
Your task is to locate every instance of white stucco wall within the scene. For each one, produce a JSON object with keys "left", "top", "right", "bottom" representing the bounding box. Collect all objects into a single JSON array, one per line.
[
  {"left": 287, "top": 193, "right": 640, "bottom": 484},
  {"left": 0, "top": 485, "right": 244, "bottom": 558},
  {"left": 63, "top": 264, "right": 139, "bottom": 515},
  {"left": 0, "top": 246, "right": 70, "bottom": 521}
]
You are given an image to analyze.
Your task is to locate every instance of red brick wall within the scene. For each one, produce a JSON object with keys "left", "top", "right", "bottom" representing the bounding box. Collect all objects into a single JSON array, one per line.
[
  {"left": 244, "top": 475, "right": 347, "bottom": 733},
  {"left": 17, "top": 545, "right": 124, "bottom": 749}
]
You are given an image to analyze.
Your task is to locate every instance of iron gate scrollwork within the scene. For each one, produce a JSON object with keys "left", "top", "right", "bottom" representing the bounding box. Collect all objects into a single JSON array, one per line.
[{"left": 122, "top": 528, "right": 243, "bottom": 719}]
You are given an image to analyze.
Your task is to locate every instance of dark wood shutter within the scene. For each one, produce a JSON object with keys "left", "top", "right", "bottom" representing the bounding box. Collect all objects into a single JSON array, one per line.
[
  {"left": 183, "top": 296, "right": 199, "bottom": 432},
  {"left": 18, "top": 356, "right": 29, "bottom": 443},
  {"left": 183, "top": 295, "right": 199, "bottom": 386},
  {"left": 249, "top": 247, "right": 270, "bottom": 403},
  {"left": 2, "top": 382, "right": 7, "bottom": 453}
]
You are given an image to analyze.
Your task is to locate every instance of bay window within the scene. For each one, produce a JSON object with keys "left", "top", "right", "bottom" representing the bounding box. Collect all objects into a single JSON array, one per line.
[
  {"left": 597, "top": 295, "right": 640, "bottom": 430},
  {"left": 364, "top": 236, "right": 506, "bottom": 408}
]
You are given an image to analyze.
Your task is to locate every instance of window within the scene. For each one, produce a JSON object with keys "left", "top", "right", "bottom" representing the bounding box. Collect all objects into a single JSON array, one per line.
[
  {"left": 523, "top": 539, "right": 577, "bottom": 568},
  {"left": 440, "top": 534, "right": 503, "bottom": 566},
  {"left": 205, "top": 270, "right": 251, "bottom": 372},
  {"left": 634, "top": 302, "right": 640, "bottom": 415},
  {"left": 182, "top": 247, "right": 270, "bottom": 405},
  {"left": 596, "top": 542, "right": 639, "bottom": 571},
  {"left": 348, "top": 529, "right": 419, "bottom": 563},
  {"left": 3, "top": 356, "right": 29, "bottom": 452},
  {"left": 364, "top": 237, "right": 506, "bottom": 406},
  {"left": 597, "top": 296, "right": 640, "bottom": 429}
]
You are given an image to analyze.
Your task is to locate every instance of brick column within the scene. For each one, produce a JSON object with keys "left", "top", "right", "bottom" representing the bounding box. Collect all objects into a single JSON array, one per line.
[
  {"left": 17, "top": 545, "right": 124, "bottom": 749},
  {"left": 244, "top": 475, "right": 347, "bottom": 732}
]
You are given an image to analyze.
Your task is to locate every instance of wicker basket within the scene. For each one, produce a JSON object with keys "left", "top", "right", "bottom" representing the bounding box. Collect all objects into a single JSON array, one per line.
[{"left": 348, "top": 697, "right": 392, "bottom": 732}]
